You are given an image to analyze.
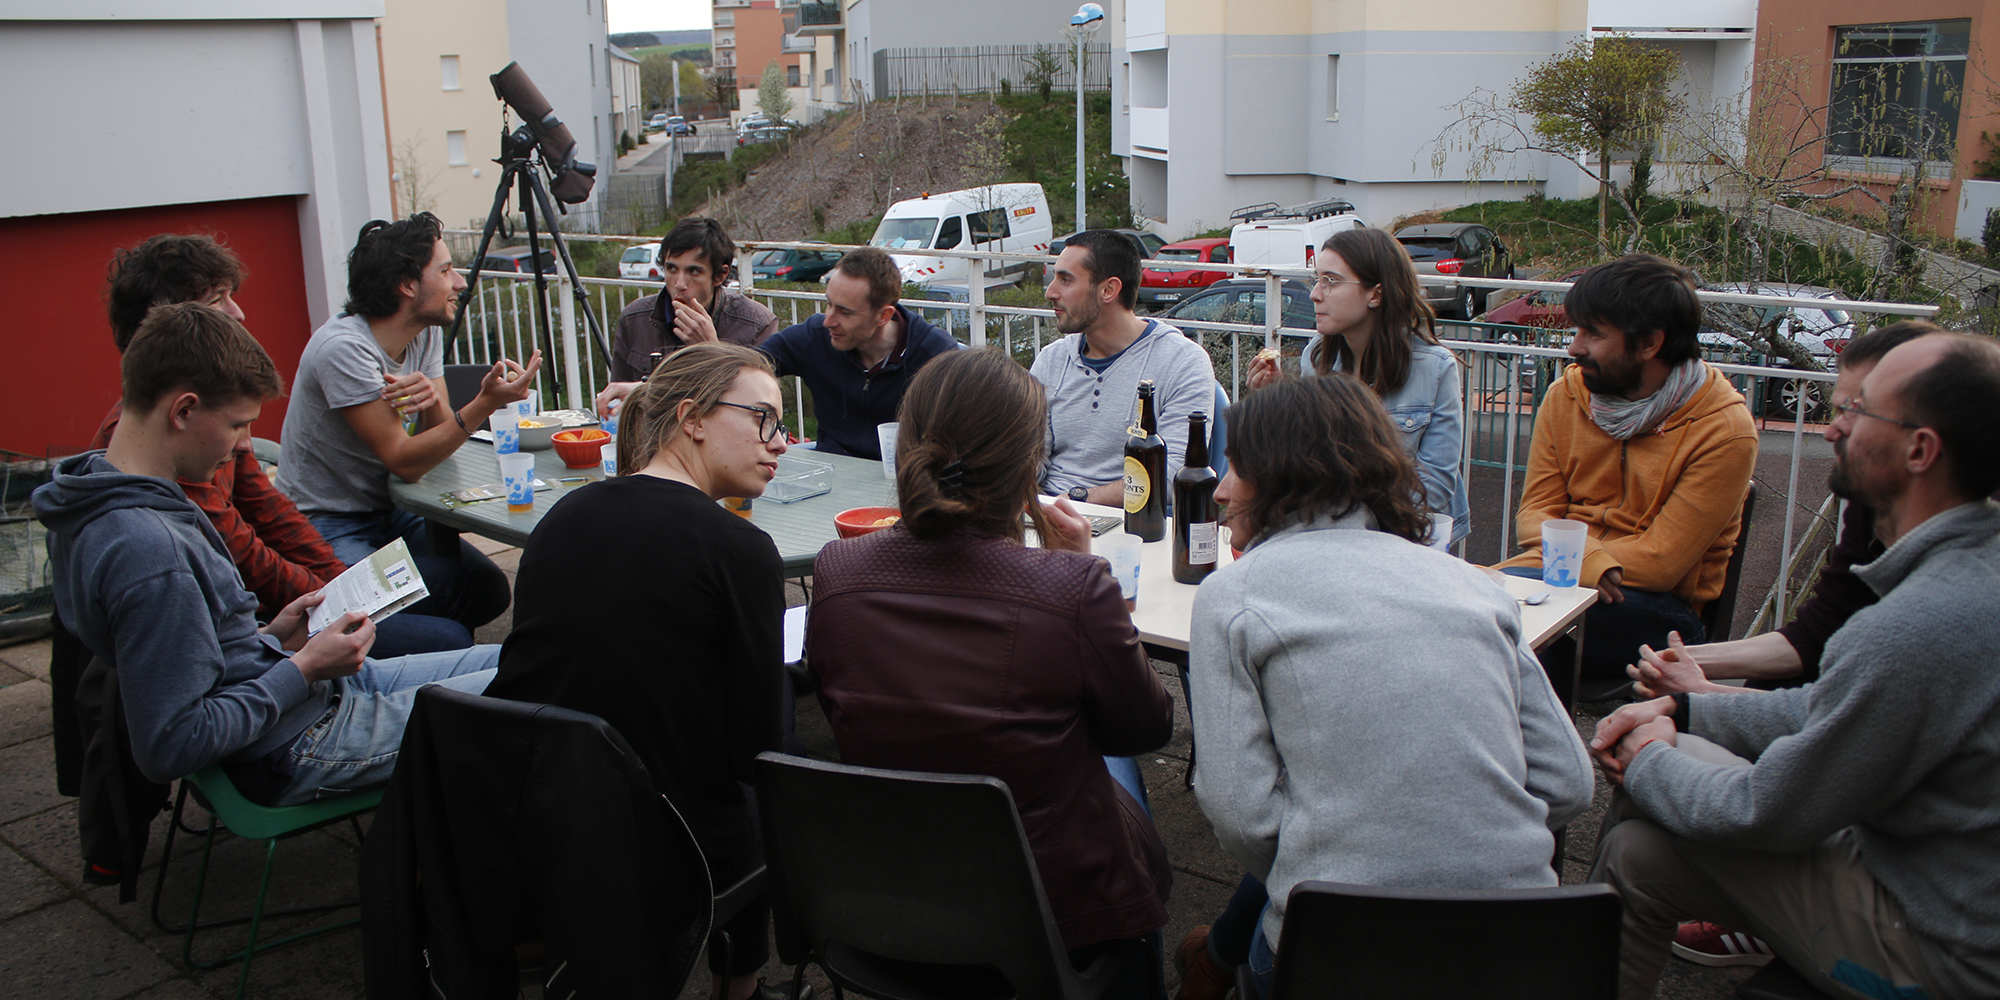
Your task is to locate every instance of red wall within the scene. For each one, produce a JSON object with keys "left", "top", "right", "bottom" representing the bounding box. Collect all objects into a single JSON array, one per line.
[{"left": 0, "top": 196, "right": 311, "bottom": 458}]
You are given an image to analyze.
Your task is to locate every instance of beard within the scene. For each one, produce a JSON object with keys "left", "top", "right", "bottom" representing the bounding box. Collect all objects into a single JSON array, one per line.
[
  {"left": 1577, "top": 354, "right": 1644, "bottom": 398},
  {"left": 1055, "top": 294, "right": 1101, "bottom": 335},
  {"left": 413, "top": 295, "right": 457, "bottom": 329}
]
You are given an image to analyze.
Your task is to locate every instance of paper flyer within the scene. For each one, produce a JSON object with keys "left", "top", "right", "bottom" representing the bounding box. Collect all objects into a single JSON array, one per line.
[{"left": 307, "top": 537, "right": 431, "bottom": 634}]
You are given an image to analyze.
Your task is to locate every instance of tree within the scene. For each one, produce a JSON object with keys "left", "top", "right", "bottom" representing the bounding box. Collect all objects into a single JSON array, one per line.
[
  {"left": 757, "top": 60, "right": 794, "bottom": 121},
  {"left": 393, "top": 136, "right": 437, "bottom": 219},
  {"left": 1022, "top": 44, "right": 1064, "bottom": 103},
  {"left": 678, "top": 60, "right": 706, "bottom": 112},
  {"left": 706, "top": 67, "right": 737, "bottom": 112},
  {"left": 639, "top": 53, "right": 677, "bottom": 113},
  {"left": 1514, "top": 36, "right": 1681, "bottom": 247}
]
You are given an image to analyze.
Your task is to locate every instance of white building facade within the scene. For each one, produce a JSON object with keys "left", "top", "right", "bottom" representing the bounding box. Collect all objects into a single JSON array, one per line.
[{"left": 1111, "top": 0, "right": 1757, "bottom": 236}]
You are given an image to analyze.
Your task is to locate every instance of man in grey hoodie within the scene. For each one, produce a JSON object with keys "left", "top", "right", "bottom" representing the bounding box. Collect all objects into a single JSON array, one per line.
[
  {"left": 34, "top": 303, "right": 498, "bottom": 807},
  {"left": 1590, "top": 332, "right": 2000, "bottom": 1000}
]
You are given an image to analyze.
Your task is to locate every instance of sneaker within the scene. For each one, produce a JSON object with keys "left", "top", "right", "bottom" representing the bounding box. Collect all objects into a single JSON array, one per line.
[
  {"left": 1672, "top": 921, "right": 1774, "bottom": 967},
  {"left": 1173, "top": 925, "right": 1233, "bottom": 1000}
]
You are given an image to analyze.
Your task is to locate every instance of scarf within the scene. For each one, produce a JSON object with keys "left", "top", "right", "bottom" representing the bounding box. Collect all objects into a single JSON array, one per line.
[{"left": 1590, "top": 359, "right": 1707, "bottom": 440}]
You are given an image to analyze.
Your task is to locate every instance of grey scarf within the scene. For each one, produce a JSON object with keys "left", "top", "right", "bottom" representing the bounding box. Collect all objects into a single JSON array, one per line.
[{"left": 1590, "top": 359, "right": 1707, "bottom": 440}]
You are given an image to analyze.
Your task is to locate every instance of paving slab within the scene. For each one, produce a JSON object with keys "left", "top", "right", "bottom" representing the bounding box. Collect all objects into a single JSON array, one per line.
[
  {"left": 0, "top": 673, "right": 51, "bottom": 749},
  {"left": 0, "top": 898, "right": 182, "bottom": 1000},
  {"left": 0, "top": 636, "right": 52, "bottom": 679},
  {"left": 0, "top": 661, "right": 31, "bottom": 686},
  {"left": 124, "top": 977, "right": 217, "bottom": 1000},
  {"left": 189, "top": 904, "right": 366, "bottom": 1000},
  {"left": 0, "top": 838, "right": 70, "bottom": 920},
  {"left": 0, "top": 738, "right": 64, "bottom": 823}
]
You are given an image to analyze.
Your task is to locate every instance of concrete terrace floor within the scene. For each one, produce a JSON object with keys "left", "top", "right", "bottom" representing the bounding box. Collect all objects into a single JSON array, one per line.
[{"left": 0, "top": 530, "right": 1757, "bottom": 1000}]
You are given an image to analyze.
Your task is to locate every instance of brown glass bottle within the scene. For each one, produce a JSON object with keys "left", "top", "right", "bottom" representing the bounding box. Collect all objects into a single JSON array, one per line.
[
  {"left": 1123, "top": 380, "right": 1167, "bottom": 542},
  {"left": 1172, "top": 412, "right": 1218, "bottom": 583}
]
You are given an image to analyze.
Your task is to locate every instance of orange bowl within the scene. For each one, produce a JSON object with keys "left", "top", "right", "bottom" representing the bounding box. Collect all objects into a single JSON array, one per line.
[
  {"left": 834, "top": 506, "right": 902, "bottom": 538},
  {"left": 552, "top": 428, "right": 613, "bottom": 468}
]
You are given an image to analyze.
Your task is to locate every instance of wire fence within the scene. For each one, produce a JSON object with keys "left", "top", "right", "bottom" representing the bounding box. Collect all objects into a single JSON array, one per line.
[{"left": 874, "top": 44, "right": 1111, "bottom": 99}]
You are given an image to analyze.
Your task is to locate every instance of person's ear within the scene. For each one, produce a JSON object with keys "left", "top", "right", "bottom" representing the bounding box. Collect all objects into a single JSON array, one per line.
[
  {"left": 1367, "top": 284, "right": 1383, "bottom": 309},
  {"left": 875, "top": 304, "right": 898, "bottom": 328},
  {"left": 677, "top": 397, "right": 706, "bottom": 442},
  {"left": 166, "top": 392, "right": 202, "bottom": 430},
  {"left": 1100, "top": 276, "right": 1122, "bottom": 306},
  {"left": 1905, "top": 426, "right": 1944, "bottom": 477},
  {"left": 1633, "top": 329, "right": 1666, "bottom": 363},
  {"left": 398, "top": 275, "right": 422, "bottom": 307}
]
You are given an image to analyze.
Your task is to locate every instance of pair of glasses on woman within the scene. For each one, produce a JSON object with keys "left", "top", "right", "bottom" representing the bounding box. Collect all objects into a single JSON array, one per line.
[{"left": 713, "top": 401, "right": 785, "bottom": 442}]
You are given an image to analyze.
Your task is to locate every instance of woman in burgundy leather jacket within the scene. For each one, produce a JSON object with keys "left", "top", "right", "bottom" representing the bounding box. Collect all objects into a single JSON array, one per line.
[{"left": 807, "top": 348, "right": 1177, "bottom": 999}]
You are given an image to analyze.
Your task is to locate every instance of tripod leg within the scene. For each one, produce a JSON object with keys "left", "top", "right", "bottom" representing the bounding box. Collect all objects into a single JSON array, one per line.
[
  {"left": 447, "top": 158, "right": 531, "bottom": 362},
  {"left": 520, "top": 166, "right": 614, "bottom": 361}
]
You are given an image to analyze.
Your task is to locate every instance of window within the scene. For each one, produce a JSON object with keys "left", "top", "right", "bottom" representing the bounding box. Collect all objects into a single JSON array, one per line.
[
  {"left": 447, "top": 130, "right": 467, "bottom": 166},
  {"left": 825, "top": 67, "right": 834, "bottom": 86},
  {"left": 968, "top": 207, "right": 1012, "bottom": 243},
  {"left": 1326, "top": 54, "right": 1339, "bottom": 121},
  {"left": 589, "top": 44, "right": 597, "bottom": 85},
  {"left": 1829, "top": 20, "right": 1968, "bottom": 162},
  {"left": 441, "top": 55, "right": 460, "bottom": 91},
  {"left": 788, "top": 64, "right": 801, "bottom": 87},
  {"left": 936, "top": 216, "right": 963, "bottom": 250}
]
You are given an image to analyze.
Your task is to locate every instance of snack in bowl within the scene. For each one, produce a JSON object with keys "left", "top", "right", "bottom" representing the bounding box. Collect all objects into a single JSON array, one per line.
[
  {"left": 515, "top": 417, "right": 559, "bottom": 451},
  {"left": 834, "top": 506, "right": 902, "bottom": 539},
  {"left": 552, "top": 428, "right": 613, "bottom": 468}
]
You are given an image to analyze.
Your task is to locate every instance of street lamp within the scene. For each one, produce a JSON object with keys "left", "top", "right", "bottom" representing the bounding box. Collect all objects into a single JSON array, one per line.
[{"left": 1070, "top": 3, "right": 1104, "bottom": 232}]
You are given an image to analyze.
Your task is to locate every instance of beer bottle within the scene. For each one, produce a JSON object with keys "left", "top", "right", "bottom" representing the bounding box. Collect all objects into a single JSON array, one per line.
[
  {"left": 1172, "top": 412, "right": 1218, "bottom": 583},
  {"left": 1123, "top": 380, "right": 1167, "bottom": 541}
]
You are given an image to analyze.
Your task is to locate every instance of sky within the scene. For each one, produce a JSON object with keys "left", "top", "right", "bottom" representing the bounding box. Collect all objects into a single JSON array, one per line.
[{"left": 609, "top": 0, "right": 712, "bottom": 34}]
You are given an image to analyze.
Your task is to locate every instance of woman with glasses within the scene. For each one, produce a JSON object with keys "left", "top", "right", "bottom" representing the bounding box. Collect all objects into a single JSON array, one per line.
[
  {"left": 1246, "top": 226, "right": 1471, "bottom": 546},
  {"left": 807, "top": 348, "right": 1178, "bottom": 1000},
  {"left": 489, "top": 342, "right": 797, "bottom": 1000}
]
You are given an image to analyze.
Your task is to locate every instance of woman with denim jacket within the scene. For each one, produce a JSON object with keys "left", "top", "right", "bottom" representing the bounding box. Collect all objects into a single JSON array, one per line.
[{"left": 1246, "top": 226, "right": 1470, "bottom": 545}]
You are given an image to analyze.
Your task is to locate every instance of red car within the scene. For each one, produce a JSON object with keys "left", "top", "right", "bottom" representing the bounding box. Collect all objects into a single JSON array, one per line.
[
  {"left": 1480, "top": 267, "right": 1588, "bottom": 329},
  {"left": 1139, "top": 238, "right": 1233, "bottom": 310}
]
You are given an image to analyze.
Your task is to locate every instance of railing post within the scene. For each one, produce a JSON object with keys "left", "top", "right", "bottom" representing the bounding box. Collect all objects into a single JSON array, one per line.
[
  {"left": 967, "top": 259, "right": 987, "bottom": 347},
  {"left": 1262, "top": 271, "right": 1281, "bottom": 351},
  {"left": 558, "top": 275, "right": 585, "bottom": 411}
]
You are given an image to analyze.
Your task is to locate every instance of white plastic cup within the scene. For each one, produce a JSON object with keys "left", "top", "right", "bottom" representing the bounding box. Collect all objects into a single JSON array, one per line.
[
  {"left": 499, "top": 452, "right": 536, "bottom": 512},
  {"left": 1541, "top": 519, "right": 1588, "bottom": 588},
  {"left": 600, "top": 441, "right": 618, "bottom": 477},
  {"left": 1104, "top": 532, "right": 1143, "bottom": 611},
  {"left": 1426, "top": 513, "right": 1455, "bottom": 554},
  {"left": 512, "top": 397, "right": 537, "bottom": 419},
  {"left": 489, "top": 408, "right": 521, "bottom": 455},
  {"left": 876, "top": 422, "right": 899, "bottom": 480}
]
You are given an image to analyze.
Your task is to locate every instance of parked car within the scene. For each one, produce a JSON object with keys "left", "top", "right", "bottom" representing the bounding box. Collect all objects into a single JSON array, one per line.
[
  {"left": 1394, "top": 223, "right": 1514, "bottom": 319},
  {"left": 619, "top": 242, "right": 662, "bottom": 280},
  {"left": 665, "top": 115, "right": 696, "bottom": 136},
  {"left": 646, "top": 113, "right": 668, "bottom": 132},
  {"left": 478, "top": 246, "right": 556, "bottom": 276},
  {"left": 1480, "top": 267, "right": 1589, "bottom": 332},
  {"left": 1701, "top": 282, "right": 1854, "bottom": 420},
  {"left": 1159, "top": 278, "right": 1314, "bottom": 331},
  {"left": 1139, "top": 238, "right": 1233, "bottom": 310},
  {"left": 737, "top": 125, "right": 795, "bottom": 146},
  {"left": 753, "top": 243, "right": 843, "bottom": 283},
  {"left": 1047, "top": 229, "right": 1167, "bottom": 266},
  {"left": 1229, "top": 198, "right": 1366, "bottom": 270}
]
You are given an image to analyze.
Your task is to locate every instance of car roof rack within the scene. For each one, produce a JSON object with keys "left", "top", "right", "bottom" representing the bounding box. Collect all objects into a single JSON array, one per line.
[{"left": 1230, "top": 198, "right": 1357, "bottom": 223}]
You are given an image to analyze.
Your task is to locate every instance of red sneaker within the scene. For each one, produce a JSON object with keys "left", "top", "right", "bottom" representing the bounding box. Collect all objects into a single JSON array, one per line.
[
  {"left": 1672, "top": 921, "right": 1774, "bottom": 967},
  {"left": 1173, "top": 925, "right": 1234, "bottom": 1000}
]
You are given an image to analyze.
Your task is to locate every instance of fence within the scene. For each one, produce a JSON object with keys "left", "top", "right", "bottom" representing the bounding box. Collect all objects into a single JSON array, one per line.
[
  {"left": 874, "top": 44, "right": 1111, "bottom": 100},
  {"left": 600, "top": 171, "right": 669, "bottom": 236},
  {"left": 450, "top": 241, "right": 1938, "bottom": 634}
]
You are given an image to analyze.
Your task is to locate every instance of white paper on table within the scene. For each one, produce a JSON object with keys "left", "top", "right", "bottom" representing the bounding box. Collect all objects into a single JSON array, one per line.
[
  {"left": 307, "top": 537, "right": 431, "bottom": 634},
  {"left": 783, "top": 605, "right": 807, "bottom": 665}
]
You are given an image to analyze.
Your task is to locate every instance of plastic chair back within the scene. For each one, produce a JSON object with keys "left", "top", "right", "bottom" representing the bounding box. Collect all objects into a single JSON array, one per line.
[
  {"left": 754, "top": 752, "right": 1117, "bottom": 1000},
  {"left": 444, "top": 364, "right": 488, "bottom": 412},
  {"left": 1702, "top": 482, "right": 1759, "bottom": 643},
  {"left": 1267, "top": 880, "right": 1621, "bottom": 1000}
]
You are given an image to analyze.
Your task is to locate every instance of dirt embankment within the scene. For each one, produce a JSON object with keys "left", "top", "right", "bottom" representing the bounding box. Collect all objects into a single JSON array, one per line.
[{"left": 695, "top": 96, "right": 1008, "bottom": 243}]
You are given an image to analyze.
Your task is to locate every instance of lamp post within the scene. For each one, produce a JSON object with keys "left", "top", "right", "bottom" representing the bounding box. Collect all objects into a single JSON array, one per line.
[{"left": 1070, "top": 3, "right": 1104, "bottom": 232}]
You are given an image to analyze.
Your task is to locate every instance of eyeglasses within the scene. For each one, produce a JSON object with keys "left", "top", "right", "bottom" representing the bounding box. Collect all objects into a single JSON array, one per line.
[
  {"left": 1312, "top": 274, "right": 1370, "bottom": 293},
  {"left": 713, "top": 401, "right": 785, "bottom": 443},
  {"left": 1832, "top": 397, "right": 1922, "bottom": 431}
]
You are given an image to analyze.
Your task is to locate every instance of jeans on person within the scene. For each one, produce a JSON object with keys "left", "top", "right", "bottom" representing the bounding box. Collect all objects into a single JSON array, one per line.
[
  {"left": 272, "top": 645, "right": 499, "bottom": 805},
  {"left": 1204, "top": 874, "right": 1276, "bottom": 997},
  {"left": 1500, "top": 566, "right": 1706, "bottom": 681},
  {"left": 311, "top": 508, "right": 511, "bottom": 632},
  {"left": 1105, "top": 755, "right": 1151, "bottom": 814},
  {"left": 1068, "top": 757, "right": 1165, "bottom": 1000},
  {"left": 369, "top": 612, "right": 474, "bottom": 658}
]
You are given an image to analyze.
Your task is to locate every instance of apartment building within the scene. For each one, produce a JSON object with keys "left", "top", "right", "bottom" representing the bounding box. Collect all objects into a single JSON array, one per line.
[
  {"left": 1110, "top": 0, "right": 1757, "bottom": 235},
  {"left": 379, "top": 0, "right": 613, "bottom": 231}
]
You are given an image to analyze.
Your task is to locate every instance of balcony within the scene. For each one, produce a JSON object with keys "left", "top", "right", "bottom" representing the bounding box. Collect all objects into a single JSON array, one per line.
[
  {"left": 716, "top": 35, "right": 735, "bottom": 49},
  {"left": 713, "top": 13, "right": 734, "bottom": 27},
  {"left": 782, "top": 32, "right": 815, "bottom": 54},
  {"left": 798, "top": 1, "right": 842, "bottom": 34}
]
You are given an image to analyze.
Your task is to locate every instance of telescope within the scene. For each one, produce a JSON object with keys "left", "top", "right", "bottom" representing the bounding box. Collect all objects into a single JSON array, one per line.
[{"left": 490, "top": 61, "right": 596, "bottom": 204}]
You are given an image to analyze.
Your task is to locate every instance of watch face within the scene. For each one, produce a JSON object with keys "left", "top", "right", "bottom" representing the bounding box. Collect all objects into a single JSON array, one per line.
[{"left": 1069, "top": 486, "right": 1090, "bottom": 502}]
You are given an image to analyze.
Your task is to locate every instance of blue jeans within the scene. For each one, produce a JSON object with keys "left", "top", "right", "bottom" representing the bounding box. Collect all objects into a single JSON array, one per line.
[
  {"left": 369, "top": 612, "right": 474, "bottom": 658},
  {"left": 1079, "top": 757, "right": 1165, "bottom": 1000},
  {"left": 272, "top": 645, "right": 499, "bottom": 805},
  {"left": 311, "top": 508, "right": 511, "bottom": 632},
  {"left": 1209, "top": 874, "right": 1276, "bottom": 998},
  {"left": 1500, "top": 566, "right": 1705, "bottom": 681}
]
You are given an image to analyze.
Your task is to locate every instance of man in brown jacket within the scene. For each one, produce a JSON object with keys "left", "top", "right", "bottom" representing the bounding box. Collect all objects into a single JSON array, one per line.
[{"left": 607, "top": 217, "right": 777, "bottom": 382}]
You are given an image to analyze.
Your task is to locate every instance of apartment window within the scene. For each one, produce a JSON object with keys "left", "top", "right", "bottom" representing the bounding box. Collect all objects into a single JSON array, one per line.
[
  {"left": 441, "top": 55, "right": 460, "bottom": 91},
  {"left": 447, "top": 130, "right": 467, "bottom": 166},
  {"left": 825, "top": 67, "right": 834, "bottom": 86},
  {"left": 589, "top": 44, "right": 597, "bottom": 85},
  {"left": 1326, "top": 54, "right": 1339, "bottom": 121},
  {"left": 1829, "top": 20, "right": 1968, "bottom": 162},
  {"left": 788, "top": 64, "right": 801, "bottom": 87}
]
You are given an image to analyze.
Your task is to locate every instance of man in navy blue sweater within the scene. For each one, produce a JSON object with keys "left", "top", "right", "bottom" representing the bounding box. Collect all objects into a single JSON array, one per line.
[{"left": 756, "top": 248, "right": 959, "bottom": 459}]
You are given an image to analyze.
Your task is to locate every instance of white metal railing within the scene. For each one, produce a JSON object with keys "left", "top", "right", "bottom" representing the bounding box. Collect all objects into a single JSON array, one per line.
[{"left": 452, "top": 241, "right": 1935, "bottom": 635}]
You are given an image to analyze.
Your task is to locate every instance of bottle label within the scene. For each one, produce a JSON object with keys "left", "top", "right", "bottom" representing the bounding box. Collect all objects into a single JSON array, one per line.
[
  {"left": 1123, "top": 456, "right": 1150, "bottom": 514},
  {"left": 1189, "top": 521, "right": 1218, "bottom": 564}
]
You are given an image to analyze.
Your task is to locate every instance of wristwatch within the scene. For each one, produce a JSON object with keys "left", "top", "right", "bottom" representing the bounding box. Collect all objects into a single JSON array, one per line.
[{"left": 1067, "top": 486, "right": 1091, "bottom": 503}]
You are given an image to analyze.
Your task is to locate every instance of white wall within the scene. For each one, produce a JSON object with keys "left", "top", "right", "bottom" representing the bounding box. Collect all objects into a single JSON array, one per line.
[
  {"left": 0, "top": 9, "right": 391, "bottom": 325},
  {"left": 505, "top": 0, "right": 611, "bottom": 228}
]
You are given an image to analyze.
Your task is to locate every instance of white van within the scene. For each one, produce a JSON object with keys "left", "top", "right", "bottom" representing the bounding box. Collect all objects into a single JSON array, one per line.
[
  {"left": 1228, "top": 199, "right": 1367, "bottom": 270},
  {"left": 869, "top": 184, "right": 1053, "bottom": 289}
]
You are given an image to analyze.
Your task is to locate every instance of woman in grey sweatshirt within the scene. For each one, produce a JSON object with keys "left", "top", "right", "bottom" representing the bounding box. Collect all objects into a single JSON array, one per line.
[{"left": 1180, "top": 375, "right": 1592, "bottom": 998}]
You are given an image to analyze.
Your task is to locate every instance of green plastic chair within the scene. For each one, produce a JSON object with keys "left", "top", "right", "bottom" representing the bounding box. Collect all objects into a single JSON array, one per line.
[{"left": 147, "top": 765, "right": 383, "bottom": 1000}]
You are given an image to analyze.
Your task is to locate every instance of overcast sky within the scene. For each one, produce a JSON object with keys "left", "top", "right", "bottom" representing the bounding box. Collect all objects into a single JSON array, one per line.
[{"left": 609, "top": 0, "right": 711, "bottom": 34}]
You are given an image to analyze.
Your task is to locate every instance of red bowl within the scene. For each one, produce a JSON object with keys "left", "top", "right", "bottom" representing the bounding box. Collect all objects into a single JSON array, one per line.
[
  {"left": 834, "top": 506, "right": 902, "bottom": 538},
  {"left": 552, "top": 428, "right": 612, "bottom": 468}
]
